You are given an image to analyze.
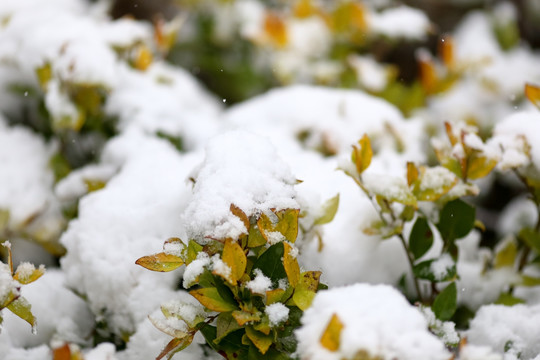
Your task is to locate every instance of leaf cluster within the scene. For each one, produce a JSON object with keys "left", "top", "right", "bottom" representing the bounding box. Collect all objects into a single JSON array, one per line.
[{"left": 137, "top": 205, "right": 326, "bottom": 360}]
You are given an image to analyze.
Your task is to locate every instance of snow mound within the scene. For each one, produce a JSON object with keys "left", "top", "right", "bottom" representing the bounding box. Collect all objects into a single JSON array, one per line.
[
  {"left": 182, "top": 130, "right": 298, "bottom": 242},
  {"left": 295, "top": 283, "right": 450, "bottom": 360}
]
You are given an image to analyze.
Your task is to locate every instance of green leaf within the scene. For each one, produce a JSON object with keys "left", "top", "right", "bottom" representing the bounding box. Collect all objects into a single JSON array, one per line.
[
  {"left": 521, "top": 275, "right": 540, "bottom": 287},
  {"left": 432, "top": 282, "right": 457, "bottom": 321},
  {"left": 494, "top": 293, "right": 525, "bottom": 306},
  {"left": 252, "top": 242, "right": 286, "bottom": 284},
  {"left": 437, "top": 199, "right": 475, "bottom": 243},
  {"left": 314, "top": 194, "right": 340, "bottom": 225},
  {"left": 494, "top": 239, "right": 518, "bottom": 268},
  {"left": 292, "top": 271, "right": 321, "bottom": 311},
  {"left": 246, "top": 326, "right": 273, "bottom": 355},
  {"left": 248, "top": 225, "right": 267, "bottom": 248},
  {"left": 189, "top": 288, "right": 238, "bottom": 312},
  {"left": 409, "top": 217, "right": 433, "bottom": 260},
  {"left": 135, "top": 252, "right": 184, "bottom": 272},
  {"left": 519, "top": 228, "right": 540, "bottom": 254},
  {"left": 7, "top": 297, "right": 36, "bottom": 329},
  {"left": 413, "top": 258, "right": 456, "bottom": 282},
  {"left": 216, "top": 312, "right": 242, "bottom": 343},
  {"left": 185, "top": 240, "right": 203, "bottom": 265}
]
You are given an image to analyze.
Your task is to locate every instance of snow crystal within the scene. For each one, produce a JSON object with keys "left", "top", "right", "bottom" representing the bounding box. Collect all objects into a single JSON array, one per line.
[
  {"left": 296, "top": 284, "right": 449, "bottom": 360},
  {"left": 265, "top": 303, "right": 289, "bottom": 326},
  {"left": 467, "top": 304, "right": 540, "bottom": 359},
  {"left": 183, "top": 253, "right": 211, "bottom": 289},
  {"left": 182, "top": 130, "right": 298, "bottom": 242},
  {"left": 246, "top": 269, "right": 272, "bottom": 295},
  {"left": 430, "top": 254, "right": 454, "bottom": 282}
]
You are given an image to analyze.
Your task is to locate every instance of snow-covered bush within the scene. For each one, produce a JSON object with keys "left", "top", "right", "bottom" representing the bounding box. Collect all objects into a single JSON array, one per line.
[{"left": 2, "top": 0, "right": 540, "bottom": 360}]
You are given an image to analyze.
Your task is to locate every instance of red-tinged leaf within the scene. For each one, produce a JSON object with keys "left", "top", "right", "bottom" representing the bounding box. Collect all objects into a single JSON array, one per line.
[
  {"left": 156, "top": 335, "right": 194, "bottom": 360},
  {"left": 189, "top": 288, "right": 238, "bottom": 312},
  {"left": 230, "top": 204, "right": 250, "bottom": 234},
  {"left": 135, "top": 252, "right": 183, "bottom": 272},
  {"left": 525, "top": 83, "right": 540, "bottom": 109}
]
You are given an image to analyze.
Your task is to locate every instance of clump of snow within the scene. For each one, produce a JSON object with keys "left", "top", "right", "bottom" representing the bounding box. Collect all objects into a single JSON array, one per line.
[
  {"left": 265, "top": 303, "right": 289, "bottom": 326},
  {"left": 13, "top": 262, "right": 43, "bottom": 284},
  {"left": 363, "top": 173, "right": 412, "bottom": 203},
  {"left": 348, "top": 55, "right": 389, "bottom": 92},
  {"left": 419, "top": 166, "right": 457, "bottom": 192},
  {"left": 246, "top": 269, "right": 272, "bottom": 295},
  {"left": 182, "top": 130, "right": 298, "bottom": 242},
  {"left": 211, "top": 255, "right": 232, "bottom": 280},
  {"left": 295, "top": 284, "right": 449, "bottom": 360},
  {"left": 161, "top": 299, "right": 206, "bottom": 327},
  {"left": 497, "top": 196, "right": 538, "bottom": 237},
  {"left": 430, "top": 254, "right": 455, "bottom": 282},
  {"left": 420, "top": 306, "right": 459, "bottom": 346},
  {"left": 84, "top": 343, "right": 117, "bottom": 360},
  {"left": 467, "top": 304, "right": 540, "bottom": 359},
  {"left": 459, "top": 344, "right": 503, "bottom": 360},
  {"left": 183, "top": 253, "right": 211, "bottom": 289},
  {"left": 369, "top": 6, "right": 431, "bottom": 40},
  {"left": 55, "top": 164, "right": 118, "bottom": 202}
]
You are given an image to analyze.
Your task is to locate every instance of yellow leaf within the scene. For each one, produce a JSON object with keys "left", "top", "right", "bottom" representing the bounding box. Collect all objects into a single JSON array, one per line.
[
  {"left": 222, "top": 239, "right": 247, "bottom": 284},
  {"left": 230, "top": 204, "right": 250, "bottom": 234},
  {"left": 351, "top": 134, "right": 373, "bottom": 175},
  {"left": 134, "top": 44, "right": 153, "bottom": 71},
  {"left": 14, "top": 264, "right": 45, "bottom": 285},
  {"left": 265, "top": 289, "right": 285, "bottom": 305},
  {"left": 466, "top": 155, "right": 497, "bottom": 180},
  {"left": 264, "top": 12, "right": 288, "bottom": 48},
  {"left": 444, "top": 122, "right": 458, "bottom": 147},
  {"left": 189, "top": 288, "right": 237, "bottom": 312},
  {"left": 135, "top": 252, "right": 184, "bottom": 272},
  {"left": 407, "top": 162, "right": 419, "bottom": 187},
  {"left": 246, "top": 326, "right": 273, "bottom": 355},
  {"left": 156, "top": 335, "right": 195, "bottom": 360},
  {"left": 258, "top": 209, "right": 300, "bottom": 244},
  {"left": 232, "top": 310, "right": 261, "bottom": 326},
  {"left": 283, "top": 242, "right": 300, "bottom": 288},
  {"left": 494, "top": 238, "right": 517, "bottom": 269},
  {"left": 83, "top": 179, "right": 106, "bottom": 193},
  {"left": 293, "top": 0, "right": 315, "bottom": 18},
  {"left": 320, "top": 313, "right": 344, "bottom": 352},
  {"left": 292, "top": 271, "right": 321, "bottom": 311},
  {"left": 413, "top": 166, "right": 458, "bottom": 202},
  {"left": 525, "top": 83, "right": 540, "bottom": 109},
  {"left": 35, "top": 62, "right": 52, "bottom": 90}
]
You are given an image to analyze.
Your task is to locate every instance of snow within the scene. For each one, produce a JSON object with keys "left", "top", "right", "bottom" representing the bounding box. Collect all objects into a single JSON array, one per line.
[
  {"left": 246, "top": 269, "right": 272, "bottom": 295},
  {"left": 430, "top": 254, "right": 455, "bottom": 282},
  {"left": 181, "top": 130, "right": 298, "bottom": 242},
  {"left": 295, "top": 284, "right": 450, "bottom": 360},
  {"left": 467, "top": 304, "right": 540, "bottom": 359},
  {"left": 369, "top": 6, "right": 431, "bottom": 40},
  {"left": 0, "top": 262, "right": 19, "bottom": 306},
  {"left": 183, "top": 253, "right": 211, "bottom": 289},
  {"left": 265, "top": 303, "right": 289, "bottom": 326}
]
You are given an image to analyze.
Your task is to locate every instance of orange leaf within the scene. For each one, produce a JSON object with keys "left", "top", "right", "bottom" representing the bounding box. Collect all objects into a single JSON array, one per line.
[
  {"left": 52, "top": 344, "right": 71, "bottom": 360},
  {"left": 525, "top": 83, "right": 540, "bottom": 109},
  {"left": 439, "top": 36, "right": 455, "bottom": 69},
  {"left": 230, "top": 204, "right": 250, "bottom": 234},
  {"left": 264, "top": 12, "right": 288, "bottom": 48}
]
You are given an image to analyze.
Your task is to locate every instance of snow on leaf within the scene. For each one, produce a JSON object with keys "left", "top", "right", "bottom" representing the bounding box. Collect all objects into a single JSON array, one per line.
[
  {"left": 230, "top": 204, "right": 250, "bottom": 235},
  {"left": 283, "top": 242, "right": 300, "bottom": 288},
  {"left": 413, "top": 166, "right": 458, "bottom": 201},
  {"left": 13, "top": 263, "right": 45, "bottom": 285},
  {"left": 232, "top": 310, "right": 261, "bottom": 326},
  {"left": 189, "top": 288, "right": 238, "bottom": 312},
  {"left": 319, "top": 313, "right": 344, "bottom": 352},
  {"left": 314, "top": 194, "right": 340, "bottom": 225},
  {"left": 135, "top": 252, "right": 184, "bottom": 272}
]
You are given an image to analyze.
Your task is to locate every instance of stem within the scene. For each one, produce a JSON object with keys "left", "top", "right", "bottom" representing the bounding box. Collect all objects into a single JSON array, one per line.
[{"left": 398, "top": 233, "right": 424, "bottom": 303}]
